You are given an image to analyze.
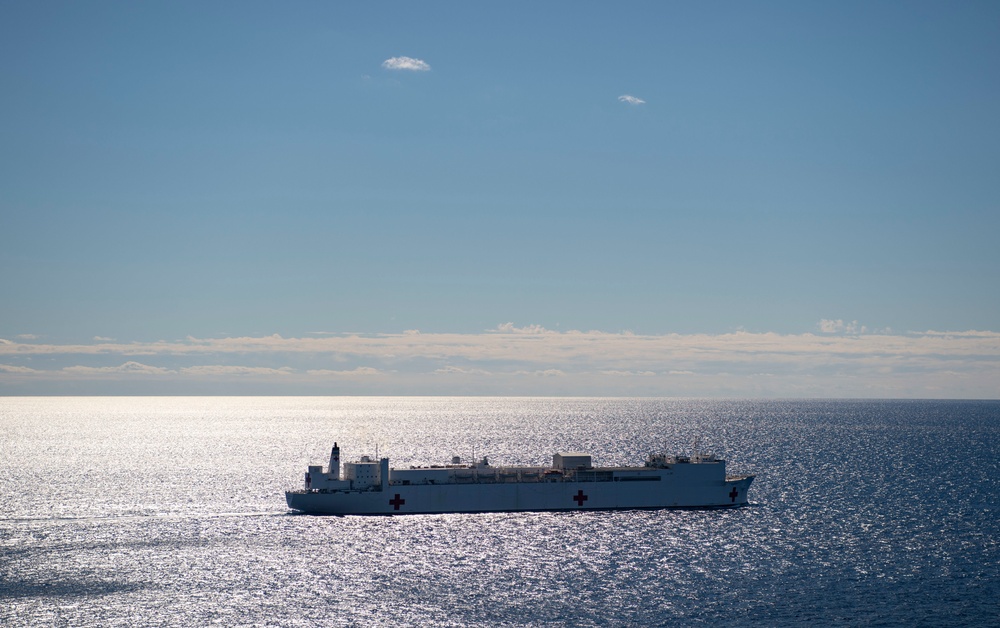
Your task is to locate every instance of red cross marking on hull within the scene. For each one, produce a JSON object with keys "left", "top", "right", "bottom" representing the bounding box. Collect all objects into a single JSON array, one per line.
[
  {"left": 573, "top": 489, "right": 588, "bottom": 507},
  {"left": 389, "top": 494, "right": 405, "bottom": 510},
  {"left": 729, "top": 487, "right": 739, "bottom": 503}
]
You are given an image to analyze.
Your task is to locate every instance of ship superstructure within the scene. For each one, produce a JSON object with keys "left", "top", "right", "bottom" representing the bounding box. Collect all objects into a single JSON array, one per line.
[{"left": 286, "top": 443, "right": 754, "bottom": 515}]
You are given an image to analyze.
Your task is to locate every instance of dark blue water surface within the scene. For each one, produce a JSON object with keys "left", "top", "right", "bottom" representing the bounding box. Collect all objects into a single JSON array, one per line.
[{"left": 1, "top": 398, "right": 998, "bottom": 626}]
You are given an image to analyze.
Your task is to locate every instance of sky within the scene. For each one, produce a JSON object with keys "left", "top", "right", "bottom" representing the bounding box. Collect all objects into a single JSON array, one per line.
[{"left": 2, "top": 1, "right": 999, "bottom": 397}]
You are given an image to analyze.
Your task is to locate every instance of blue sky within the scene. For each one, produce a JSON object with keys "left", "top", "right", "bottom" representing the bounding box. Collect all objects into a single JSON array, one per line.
[{"left": 2, "top": 2, "right": 999, "bottom": 396}]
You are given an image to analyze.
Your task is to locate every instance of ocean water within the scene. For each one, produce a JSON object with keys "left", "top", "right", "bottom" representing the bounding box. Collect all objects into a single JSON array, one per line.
[{"left": 1, "top": 397, "right": 997, "bottom": 626}]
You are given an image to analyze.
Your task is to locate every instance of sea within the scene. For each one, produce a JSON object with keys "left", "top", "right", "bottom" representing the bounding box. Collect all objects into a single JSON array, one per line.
[{"left": 1, "top": 397, "right": 998, "bottom": 627}]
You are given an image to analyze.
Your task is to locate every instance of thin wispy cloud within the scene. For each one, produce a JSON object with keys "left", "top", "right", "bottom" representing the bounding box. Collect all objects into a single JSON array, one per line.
[
  {"left": 307, "top": 367, "right": 383, "bottom": 377},
  {"left": 618, "top": 94, "right": 646, "bottom": 105},
  {"left": 819, "top": 319, "right": 868, "bottom": 334},
  {"left": 601, "top": 370, "right": 657, "bottom": 377},
  {"left": 491, "top": 323, "right": 548, "bottom": 334},
  {"left": 179, "top": 365, "right": 294, "bottom": 377},
  {"left": 435, "top": 366, "right": 492, "bottom": 376},
  {"left": 63, "top": 361, "right": 172, "bottom": 376},
  {"left": 513, "top": 369, "right": 567, "bottom": 377},
  {"left": 382, "top": 56, "right": 431, "bottom": 71}
]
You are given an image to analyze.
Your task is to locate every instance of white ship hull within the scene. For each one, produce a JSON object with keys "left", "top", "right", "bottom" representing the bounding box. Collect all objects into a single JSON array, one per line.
[
  {"left": 287, "top": 475, "right": 754, "bottom": 515},
  {"left": 286, "top": 444, "right": 754, "bottom": 515}
]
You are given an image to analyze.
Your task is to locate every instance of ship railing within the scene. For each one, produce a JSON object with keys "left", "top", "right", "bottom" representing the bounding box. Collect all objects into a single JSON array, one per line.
[
  {"left": 441, "top": 466, "right": 552, "bottom": 483},
  {"left": 572, "top": 470, "right": 614, "bottom": 482}
]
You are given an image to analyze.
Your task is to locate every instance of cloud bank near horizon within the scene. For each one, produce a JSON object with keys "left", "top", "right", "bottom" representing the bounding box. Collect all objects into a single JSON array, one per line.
[{"left": 2, "top": 324, "right": 998, "bottom": 398}]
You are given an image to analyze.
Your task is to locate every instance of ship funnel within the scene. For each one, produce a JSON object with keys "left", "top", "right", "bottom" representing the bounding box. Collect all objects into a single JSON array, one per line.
[{"left": 329, "top": 442, "right": 341, "bottom": 480}]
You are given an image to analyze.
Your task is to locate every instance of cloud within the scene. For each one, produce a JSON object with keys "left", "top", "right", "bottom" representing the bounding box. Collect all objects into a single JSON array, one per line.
[
  {"left": 4, "top": 328, "right": 1000, "bottom": 364},
  {"left": 2, "top": 325, "right": 999, "bottom": 397},
  {"left": 179, "top": 365, "right": 294, "bottom": 377},
  {"left": 601, "top": 370, "right": 657, "bottom": 377},
  {"left": 819, "top": 319, "right": 867, "bottom": 334},
  {"left": 434, "top": 366, "right": 492, "bottom": 376},
  {"left": 918, "top": 330, "right": 996, "bottom": 338},
  {"left": 93, "top": 336, "right": 115, "bottom": 342},
  {"left": 62, "top": 361, "right": 172, "bottom": 376},
  {"left": 382, "top": 56, "right": 431, "bottom": 71},
  {"left": 307, "top": 367, "right": 383, "bottom": 377},
  {"left": 0, "top": 364, "right": 40, "bottom": 373},
  {"left": 491, "top": 322, "right": 550, "bottom": 334},
  {"left": 618, "top": 95, "right": 646, "bottom": 105},
  {"left": 513, "top": 369, "right": 566, "bottom": 377},
  {"left": 16, "top": 334, "right": 40, "bottom": 340}
]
